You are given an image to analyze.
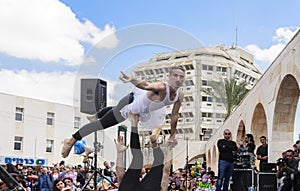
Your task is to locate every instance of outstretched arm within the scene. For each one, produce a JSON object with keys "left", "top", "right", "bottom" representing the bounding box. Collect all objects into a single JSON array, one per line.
[
  {"left": 169, "top": 91, "right": 183, "bottom": 140},
  {"left": 114, "top": 136, "right": 129, "bottom": 184},
  {"left": 119, "top": 71, "right": 165, "bottom": 92}
]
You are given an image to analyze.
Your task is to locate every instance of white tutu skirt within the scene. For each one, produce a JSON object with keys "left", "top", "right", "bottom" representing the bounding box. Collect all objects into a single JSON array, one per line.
[{"left": 120, "top": 88, "right": 166, "bottom": 129}]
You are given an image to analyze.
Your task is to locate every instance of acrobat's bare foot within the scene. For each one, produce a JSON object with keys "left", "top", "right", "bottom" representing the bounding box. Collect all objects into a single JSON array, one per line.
[
  {"left": 61, "top": 137, "right": 77, "bottom": 158},
  {"left": 87, "top": 114, "right": 97, "bottom": 122},
  {"left": 167, "top": 138, "right": 178, "bottom": 149},
  {"left": 150, "top": 126, "right": 162, "bottom": 144}
]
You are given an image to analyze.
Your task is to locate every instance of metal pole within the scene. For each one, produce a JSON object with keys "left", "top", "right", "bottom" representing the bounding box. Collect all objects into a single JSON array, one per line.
[
  {"left": 94, "top": 132, "right": 97, "bottom": 191},
  {"left": 185, "top": 136, "right": 189, "bottom": 190}
]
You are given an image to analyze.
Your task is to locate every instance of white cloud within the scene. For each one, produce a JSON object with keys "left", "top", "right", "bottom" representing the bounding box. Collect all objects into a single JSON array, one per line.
[
  {"left": 245, "top": 43, "right": 286, "bottom": 63},
  {"left": 272, "top": 27, "right": 298, "bottom": 44},
  {"left": 0, "top": 69, "right": 77, "bottom": 105},
  {"left": 245, "top": 27, "right": 299, "bottom": 71},
  {"left": 0, "top": 0, "right": 118, "bottom": 65},
  {"left": 0, "top": 69, "right": 124, "bottom": 107}
]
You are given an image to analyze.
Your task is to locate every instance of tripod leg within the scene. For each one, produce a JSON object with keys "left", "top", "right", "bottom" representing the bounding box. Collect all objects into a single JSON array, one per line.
[
  {"left": 0, "top": 166, "right": 24, "bottom": 191},
  {"left": 81, "top": 170, "right": 97, "bottom": 190}
]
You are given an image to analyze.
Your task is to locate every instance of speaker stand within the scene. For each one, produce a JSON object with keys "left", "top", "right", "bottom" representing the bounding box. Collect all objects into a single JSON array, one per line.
[{"left": 81, "top": 132, "right": 118, "bottom": 190}]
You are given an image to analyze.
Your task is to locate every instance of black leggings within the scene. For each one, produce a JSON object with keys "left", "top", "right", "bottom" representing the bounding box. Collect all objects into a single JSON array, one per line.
[
  {"left": 72, "top": 93, "right": 134, "bottom": 140},
  {"left": 118, "top": 127, "right": 164, "bottom": 191}
]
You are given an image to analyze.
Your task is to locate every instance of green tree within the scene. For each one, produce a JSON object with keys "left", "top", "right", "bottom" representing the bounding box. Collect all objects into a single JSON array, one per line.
[{"left": 202, "top": 78, "right": 249, "bottom": 119}]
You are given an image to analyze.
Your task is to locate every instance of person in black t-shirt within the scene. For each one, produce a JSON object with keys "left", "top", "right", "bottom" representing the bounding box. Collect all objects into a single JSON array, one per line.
[
  {"left": 256, "top": 136, "right": 268, "bottom": 171},
  {"left": 216, "top": 129, "right": 238, "bottom": 191}
]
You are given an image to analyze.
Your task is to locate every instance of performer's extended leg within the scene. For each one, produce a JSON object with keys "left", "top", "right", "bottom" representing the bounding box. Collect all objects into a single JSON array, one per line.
[
  {"left": 61, "top": 93, "right": 134, "bottom": 158},
  {"left": 139, "top": 143, "right": 164, "bottom": 191},
  {"left": 118, "top": 125, "right": 143, "bottom": 191}
]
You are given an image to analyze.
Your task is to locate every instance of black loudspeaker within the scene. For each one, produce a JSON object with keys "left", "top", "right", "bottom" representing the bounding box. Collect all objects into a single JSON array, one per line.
[
  {"left": 80, "top": 79, "right": 107, "bottom": 114},
  {"left": 232, "top": 169, "right": 256, "bottom": 191},
  {"left": 257, "top": 172, "right": 277, "bottom": 191}
]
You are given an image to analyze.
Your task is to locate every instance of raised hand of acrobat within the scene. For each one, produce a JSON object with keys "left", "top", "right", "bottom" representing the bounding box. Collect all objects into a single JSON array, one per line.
[
  {"left": 119, "top": 71, "right": 132, "bottom": 83},
  {"left": 114, "top": 136, "right": 129, "bottom": 153}
]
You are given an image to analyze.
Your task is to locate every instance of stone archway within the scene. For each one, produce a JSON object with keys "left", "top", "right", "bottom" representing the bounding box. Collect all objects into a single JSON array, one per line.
[
  {"left": 211, "top": 145, "right": 218, "bottom": 173},
  {"left": 272, "top": 74, "right": 300, "bottom": 157},
  {"left": 251, "top": 103, "right": 268, "bottom": 144}
]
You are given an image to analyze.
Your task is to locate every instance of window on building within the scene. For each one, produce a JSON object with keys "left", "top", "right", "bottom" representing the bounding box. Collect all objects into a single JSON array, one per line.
[
  {"left": 202, "top": 128, "right": 213, "bottom": 141},
  {"left": 184, "top": 96, "right": 194, "bottom": 102},
  {"left": 145, "top": 70, "right": 153, "bottom": 75},
  {"left": 216, "top": 66, "right": 227, "bottom": 72},
  {"left": 183, "top": 129, "right": 189, "bottom": 133},
  {"left": 186, "top": 64, "right": 194, "bottom": 70},
  {"left": 202, "top": 96, "right": 213, "bottom": 102},
  {"left": 215, "top": 113, "right": 222, "bottom": 118},
  {"left": 216, "top": 113, "right": 226, "bottom": 118},
  {"left": 74, "top": 117, "right": 81, "bottom": 129},
  {"left": 14, "top": 136, "right": 23, "bottom": 151},
  {"left": 202, "top": 80, "right": 208, "bottom": 86},
  {"left": 15, "top": 107, "right": 24, "bottom": 122},
  {"left": 202, "top": 65, "right": 213, "bottom": 71},
  {"left": 188, "top": 112, "right": 194, "bottom": 117},
  {"left": 215, "top": 98, "right": 222, "bottom": 103},
  {"left": 165, "top": 114, "right": 171, "bottom": 119},
  {"left": 47, "top": 112, "right": 55, "bottom": 125},
  {"left": 202, "top": 112, "right": 212, "bottom": 118},
  {"left": 46, "top": 139, "right": 54, "bottom": 153},
  {"left": 175, "top": 54, "right": 188, "bottom": 59},
  {"left": 185, "top": 80, "right": 194, "bottom": 86}
]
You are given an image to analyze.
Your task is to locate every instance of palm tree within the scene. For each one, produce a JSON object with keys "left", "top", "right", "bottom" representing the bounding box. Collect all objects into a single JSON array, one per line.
[{"left": 202, "top": 78, "right": 249, "bottom": 119}]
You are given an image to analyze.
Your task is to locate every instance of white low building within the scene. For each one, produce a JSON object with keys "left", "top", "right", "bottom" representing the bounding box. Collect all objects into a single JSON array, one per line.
[{"left": 0, "top": 92, "right": 119, "bottom": 168}]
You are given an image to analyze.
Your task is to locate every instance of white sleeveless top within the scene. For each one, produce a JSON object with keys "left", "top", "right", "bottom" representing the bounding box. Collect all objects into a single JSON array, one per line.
[{"left": 120, "top": 82, "right": 180, "bottom": 129}]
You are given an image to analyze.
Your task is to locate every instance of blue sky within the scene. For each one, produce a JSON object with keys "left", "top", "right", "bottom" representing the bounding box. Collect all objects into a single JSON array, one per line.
[{"left": 0, "top": 0, "right": 299, "bottom": 139}]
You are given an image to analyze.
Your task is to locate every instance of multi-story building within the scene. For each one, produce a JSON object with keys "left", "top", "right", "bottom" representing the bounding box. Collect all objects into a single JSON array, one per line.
[
  {"left": 0, "top": 93, "right": 110, "bottom": 167},
  {"left": 133, "top": 45, "right": 262, "bottom": 144}
]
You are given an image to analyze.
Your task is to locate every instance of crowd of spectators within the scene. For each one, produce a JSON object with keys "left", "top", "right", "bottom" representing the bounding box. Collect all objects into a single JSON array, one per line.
[
  {"left": 4, "top": 136, "right": 300, "bottom": 191},
  {"left": 0, "top": 159, "right": 216, "bottom": 191}
]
